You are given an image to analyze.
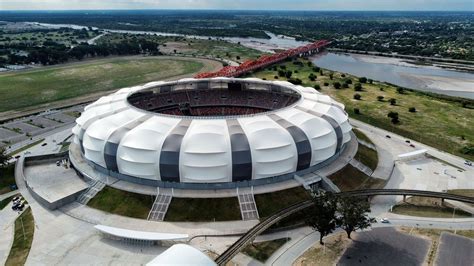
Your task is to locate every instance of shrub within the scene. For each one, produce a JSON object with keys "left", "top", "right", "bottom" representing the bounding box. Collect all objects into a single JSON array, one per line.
[
  {"left": 288, "top": 78, "right": 303, "bottom": 85},
  {"left": 354, "top": 83, "right": 362, "bottom": 91},
  {"left": 354, "top": 93, "right": 362, "bottom": 100},
  {"left": 308, "top": 73, "right": 317, "bottom": 81},
  {"left": 236, "top": 56, "right": 240, "bottom": 60},
  {"left": 329, "top": 73, "right": 333, "bottom": 80},
  {"left": 294, "top": 70, "right": 299, "bottom": 73},
  {"left": 341, "top": 74, "right": 346, "bottom": 77},
  {"left": 314, "top": 84, "right": 321, "bottom": 91},
  {"left": 342, "top": 83, "right": 349, "bottom": 88},
  {"left": 323, "top": 82, "right": 329, "bottom": 86},
  {"left": 397, "top": 87, "right": 405, "bottom": 94},
  {"left": 408, "top": 107, "right": 416, "bottom": 112},
  {"left": 274, "top": 75, "right": 279, "bottom": 79},
  {"left": 280, "top": 65, "right": 287, "bottom": 70},
  {"left": 285, "top": 71, "right": 292, "bottom": 79},
  {"left": 278, "top": 70, "right": 285, "bottom": 77},
  {"left": 377, "top": 96, "right": 384, "bottom": 101},
  {"left": 389, "top": 98, "right": 397, "bottom": 105},
  {"left": 354, "top": 108, "right": 360, "bottom": 114},
  {"left": 319, "top": 70, "right": 324, "bottom": 76},
  {"left": 387, "top": 111, "right": 399, "bottom": 119},
  {"left": 333, "top": 82, "right": 341, "bottom": 89},
  {"left": 345, "top": 79, "right": 352, "bottom": 85},
  {"left": 313, "top": 66, "right": 320, "bottom": 72},
  {"left": 460, "top": 146, "right": 474, "bottom": 155},
  {"left": 380, "top": 87, "right": 384, "bottom": 91},
  {"left": 358, "top": 77, "right": 367, "bottom": 83},
  {"left": 368, "top": 79, "right": 373, "bottom": 84}
]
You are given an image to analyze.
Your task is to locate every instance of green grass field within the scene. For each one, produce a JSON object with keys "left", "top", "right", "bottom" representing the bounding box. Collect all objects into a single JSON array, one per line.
[
  {"left": 329, "top": 164, "right": 385, "bottom": 191},
  {"left": 165, "top": 197, "right": 241, "bottom": 222},
  {"left": 242, "top": 238, "right": 290, "bottom": 262},
  {"left": 255, "top": 186, "right": 311, "bottom": 218},
  {"left": 0, "top": 57, "right": 204, "bottom": 112},
  {"left": 250, "top": 59, "right": 474, "bottom": 161},
  {"left": 5, "top": 208, "right": 35, "bottom": 266},
  {"left": 87, "top": 186, "right": 154, "bottom": 219},
  {"left": 392, "top": 204, "right": 471, "bottom": 218},
  {"left": 354, "top": 144, "right": 379, "bottom": 171}
]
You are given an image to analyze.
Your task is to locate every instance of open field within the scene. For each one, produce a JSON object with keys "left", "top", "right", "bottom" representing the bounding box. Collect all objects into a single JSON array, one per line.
[
  {"left": 165, "top": 197, "right": 241, "bottom": 222},
  {"left": 392, "top": 196, "right": 472, "bottom": 218},
  {"left": 0, "top": 56, "right": 215, "bottom": 115},
  {"left": 294, "top": 232, "right": 350, "bottom": 266},
  {"left": 250, "top": 58, "right": 474, "bottom": 160},
  {"left": 354, "top": 144, "right": 378, "bottom": 171},
  {"left": 242, "top": 238, "right": 289, "bottom": 262},
  {"left": 5, "top": 208, "right": 35, "bottom": 266},
  {"left": 87, "top": 186, "right": 154, "bottom": 219}
]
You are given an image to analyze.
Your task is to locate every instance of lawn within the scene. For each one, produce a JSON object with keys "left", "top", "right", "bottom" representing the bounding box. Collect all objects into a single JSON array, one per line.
[
  {"left": 7, "top": 138, "right": 44, "bottom": 156},
  {"left": 5, "top": 208, "right": 35, "bottom": 266},
  {"left": 328, "top": 164, "right": 385, "bottom": 191},
  {"left": 87, "top": 186, "right": 154, "bottom": 219},
  {"left": 294, "top": 232, "right": 350, "bottom": 266},
  {"left": 352, "top": 128, "right": 375, "bottom": 146},
  {"left": 0, "top": 194, "right": 18, "bottom": 210},
  {"left": 0, "top": 57, "right": 204, "bottom": 112},
  {"left": 250, "top": 58, "right": 474, "bottom": 161},
  {"left": 242, "top": 238, "right": 290, "bottom": 262},
  {"left": 254, "top": 186, "right": 311, "bottom": 218},
  {"left": 354, "top": 144, "right": 379, "bottom": 171},
  {"left": 392, "top": 204, "right": 472, "bottom": 218},
  {"left": 165, "top": 197, "right": 241, "bottom": 222},
  {"left": 0, "top": 164, "right": 17, "bottom": 195}
]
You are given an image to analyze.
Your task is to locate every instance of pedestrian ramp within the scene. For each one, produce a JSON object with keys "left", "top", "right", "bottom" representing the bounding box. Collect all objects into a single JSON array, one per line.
[
  {"left": 350, "top": 158, "right": 374, "bottom": 176},
  {"left": 148, "top": 188, "right": 172, "bottom": 222},
  {"left": 237, "top": 187, "right": 259, "bottom": 221},
  {"left": 77, "top": 179, "right": 106, "bottom": 205}
]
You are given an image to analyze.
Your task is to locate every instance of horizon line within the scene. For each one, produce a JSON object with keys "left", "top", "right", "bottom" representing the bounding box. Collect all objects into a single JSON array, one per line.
[{"left": 0, "top": 9, "right": 473, "bottom": 12}]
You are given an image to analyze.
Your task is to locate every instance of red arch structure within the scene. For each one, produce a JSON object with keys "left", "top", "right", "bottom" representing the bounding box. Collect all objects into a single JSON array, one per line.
[{"left": 195, "top": 40, "right": 330, "bottom": 78}]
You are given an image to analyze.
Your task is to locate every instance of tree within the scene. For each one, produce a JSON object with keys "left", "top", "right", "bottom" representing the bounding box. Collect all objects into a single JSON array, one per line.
[
  {"left": 354, "top": 108, "right": 360, "bottom": 114},
  {"left": 377, "top": 96, "right": 384, "bottom": 101},
  {"left": 354, "top": 93, "right": 361, "bottom": 100},
  {"left": 329, "top": 73, "right": 333, "bottom": 80},
  {"left": 354, "top": 83, "right": 362, "bottom": 91},
  {"left": 308, "top": 73, "right": 316, "bottom": 81},
  {"left": 0, "top": 147, "right": 10, "bottom": 168},
  {"left": 397, "top": 87, "right": 405, "bottom": 94},
  {"left": 389, "top": 98, "right": 397, "bottom": 105},
  {"left": 323, "top": 82, "right": 329, "bottom": 86},
  {"left": 333, "top": 82, "right": 341, "bottom": 89},
  {"left": 314, "top": 84, "right": 321, "bottom": 91},
  {"left": 285, "top": 71, "right": 293, "bottom": 79},
  {"left": 358, "top": 77, "right": 367, "bottom": 83},
  {"left": 305, "top": 191, "right": 339, "bottom": 245},
  {"left": 337, "top": 197, "right": 376, "bottom": 239},
  {"left": 344, "top": 79, "right": 352, "bottom": 85},
  {"left": 408, "top": 107, "right": 416, "bottom": 112},
  {"left": 388, "top": 111, "right": 400, "bottom": 124}
]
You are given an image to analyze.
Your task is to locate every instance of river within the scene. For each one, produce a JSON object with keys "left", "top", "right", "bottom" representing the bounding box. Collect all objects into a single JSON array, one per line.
[{"left": 311, "top": 52, "right": 474, "bottom": 99}]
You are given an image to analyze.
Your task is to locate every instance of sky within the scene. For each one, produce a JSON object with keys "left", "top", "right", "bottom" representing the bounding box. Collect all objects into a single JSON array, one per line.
[{"left": 0, "top": 0, "right": 473, "bottom": 11}]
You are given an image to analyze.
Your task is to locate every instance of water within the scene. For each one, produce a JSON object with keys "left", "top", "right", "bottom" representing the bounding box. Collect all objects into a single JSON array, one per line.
[{"left": 311, "top": 52, "right": 474, "bottom": 99}]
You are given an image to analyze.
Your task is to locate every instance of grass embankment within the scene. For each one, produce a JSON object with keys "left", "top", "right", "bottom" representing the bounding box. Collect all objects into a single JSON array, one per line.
[
  {"left": 352, "top": 128, "right": 375, "bottom": 146},
  {"left": 294, "top": 232, "right": 350, "bottom": 266},
  {"left": 392, "top": 196, "right": 472, "bottom": 218},
  {"left": 0, "top": 57, "right": 204, "bottom": 112},
  {"left": 5, "top": 208, "right": 35, "bottom": 266},
  {"left": 0, "top": 164, "right": 17, "bottom": 195},
  {"left": 242, "top": 238, "right": 290, "bottom": 262},
  {"left": 250, "top": 58, "right": 474, "bottom": 161},
  {"left": 254, "top": 186, "right": 311, "bottom": 219},
  {"left": 165, "top": 197, "right": 241, "bottom": 222},
  {"left": 329, "top": 164, "right": 385, "bottom": 191},
  {"left": 87, "top": 186, "right": 154, "bottom": 219},
  {"left": 0, "top": 194, "right": 19, "bottom": 210}
]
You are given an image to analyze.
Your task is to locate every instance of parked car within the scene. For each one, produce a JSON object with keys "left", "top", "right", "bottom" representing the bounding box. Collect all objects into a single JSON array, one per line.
[
  {"left": 41, "top": 142, "right": 47, "bottom": 146},
  {"left": 380, "top": 218, "right": 390, "bottom": 223},
  {"left": 410, "top": 144, "right": 415, "bottom": 148},
  {"left": 405, "top": 140, "right": 411, "bottom": 143},
  {"left": 385, "top": 135, "right": 391, "bottom": 138}
]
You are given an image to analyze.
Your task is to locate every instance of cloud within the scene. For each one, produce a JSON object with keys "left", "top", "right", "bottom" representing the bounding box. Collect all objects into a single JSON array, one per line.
[{"left": 0, "top": 0, "right": 472, "bottom": 11}]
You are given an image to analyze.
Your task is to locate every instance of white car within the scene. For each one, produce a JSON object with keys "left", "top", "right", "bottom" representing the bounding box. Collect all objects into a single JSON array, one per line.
[{"left": 380, "top": 218, "right": 390, "bottom": 223}]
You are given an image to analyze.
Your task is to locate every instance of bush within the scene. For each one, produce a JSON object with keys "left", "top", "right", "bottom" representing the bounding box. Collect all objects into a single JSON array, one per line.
[
  {"left": 333, "top": 82, "right": 341, "bottom": 89},
  {"left": 274, "top": 75, "right": 279, "bottom": 79},
  {"left": 280, "top": 65, "right": 286, "bottom": 70},
  {"left": 278, "top": 70, "right": 285, "bottom": 77},
  {"left": 323, "top": 82, "right": 329, "bottom": 86},
  {"left": 359, "top": 77, "right": 367, "bottom": 83},
  {"left": 408, "top": 107, "right": 416, "bottom": 112},
  {"left": 294, "top": 70, "right": 299, "bottom": 73},
  {"left": 460, "top": 146, "right": 474, "bottom": 155},
  {"left": 313, "top": 66, "right": 320, "bottom": 72},
  {"left": 288, "top": 78, "right": 302, "bottom": 85},
  {"left": 368, "top": 79, "right": 373, "bottom": 84},
  {"left": 397, "top": 87, "right": 405, "bottom": 94},
  {"left": 388, "top": 111, "right": 400, "bottom": 124},
  {"left": 377, "top": 96, "right": 384, "bottom": 101},
  {"left": 344, "top": 79, "right": 353, "bottom": 85},
  {"left": 341, "top": 74, "right": 346, "bottom": 77},
  {"left": 319, "top": 70, "right": 324, "bottom": 76},
  {"left": 342, "top": 83, "right": 349, "bottom": 88},
  {"left": 329, "top": 73, "right": 333, "bottom": 80},
  {"left": 354, "top": 108, "right": 360, "bottom": 114},
  {"left": 313, "top": 84, "right": 321, "bottom": 91},
  {"left": 380, "top": 87, "right": 384, "bottom": 91},
  {"left": 389, "top": 98, "right": 397, "bottom": 105},
  {"left": 308, "top": 73, "right": 316, "bottom": 81},
  {"left": 354, "top": 93, "right": 362, "bottom": 100},
  {"left": 354, "top": 83, "right": 362, "bottom": 91},
  {"left": 285, "top": 70, "right": 292, "bottom": 79}
]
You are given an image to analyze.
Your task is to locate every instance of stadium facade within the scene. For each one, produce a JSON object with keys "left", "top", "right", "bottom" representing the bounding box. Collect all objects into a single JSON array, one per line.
[{"left": 71, "top": 78, "right": 352, "bottom": 189}]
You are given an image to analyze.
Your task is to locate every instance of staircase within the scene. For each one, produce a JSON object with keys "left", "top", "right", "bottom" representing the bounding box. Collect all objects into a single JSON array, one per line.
[
  {"left": 147, "top": 188, "right": 173, "bottom": 222},
  {"left": 77, "top": 179, "right": 106, "bottom": 205},
  {"left": 237, "top": 187, "right": 259, "bottom": 221}
]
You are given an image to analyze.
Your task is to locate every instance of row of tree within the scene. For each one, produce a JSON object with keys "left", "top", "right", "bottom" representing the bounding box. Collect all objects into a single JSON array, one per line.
[{"left": 305, "top": 191, "right": 376, "bottom": 245}]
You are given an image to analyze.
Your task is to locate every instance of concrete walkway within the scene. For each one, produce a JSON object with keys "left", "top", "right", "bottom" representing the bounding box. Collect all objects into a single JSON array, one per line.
[{"left": 0, "top": 202, "right": 21, "bottom": 265}]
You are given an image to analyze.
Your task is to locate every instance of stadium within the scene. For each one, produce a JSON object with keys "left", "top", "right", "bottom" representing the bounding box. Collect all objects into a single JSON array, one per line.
[{"left": 70, "top": 77, "right": 352, "bottom": 189}]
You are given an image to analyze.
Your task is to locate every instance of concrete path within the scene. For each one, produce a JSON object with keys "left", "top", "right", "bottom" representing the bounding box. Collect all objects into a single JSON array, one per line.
[
  {"left": 0, "top": 190, "right": 19, "bottom": 201},
  {"left": 0, "top": 202, "right": 21, "bottom": 265}
]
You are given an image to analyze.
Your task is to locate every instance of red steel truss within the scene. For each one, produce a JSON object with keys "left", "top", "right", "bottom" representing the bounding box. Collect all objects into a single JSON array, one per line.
[{"left": 195, "top": 40, "right": 330, "bottom": 78}]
